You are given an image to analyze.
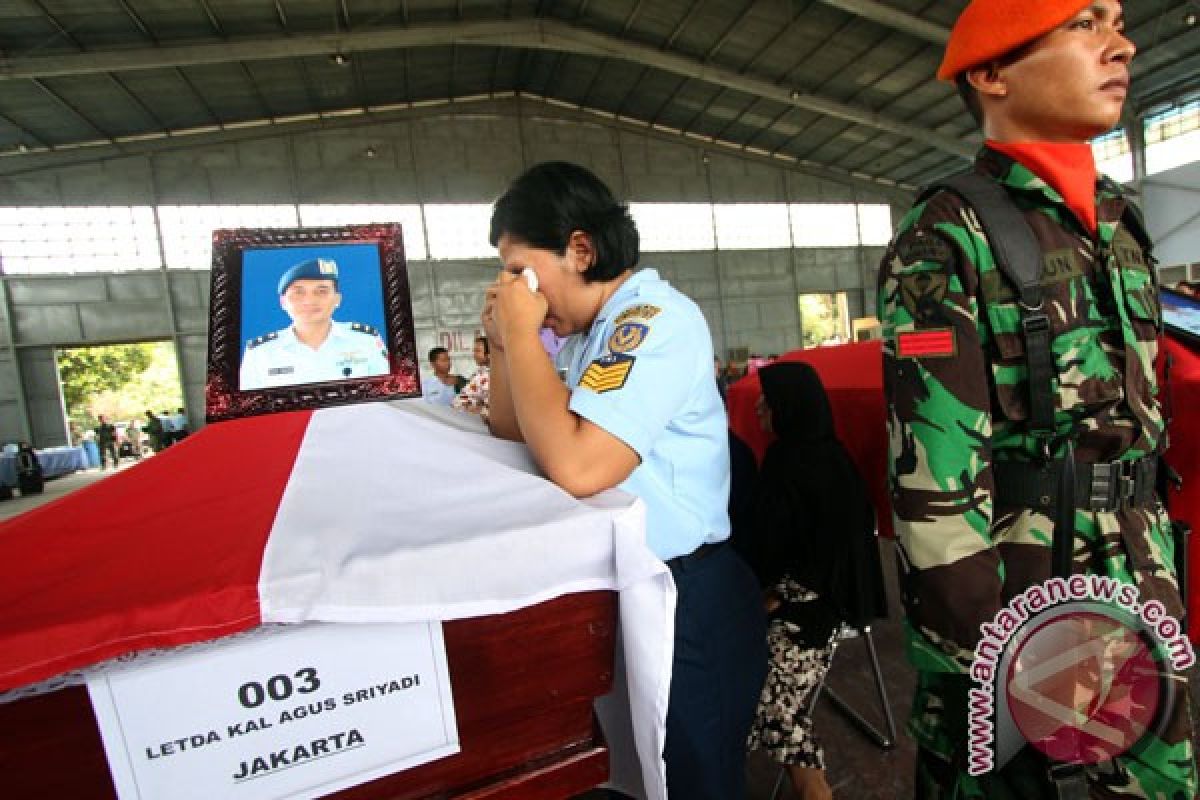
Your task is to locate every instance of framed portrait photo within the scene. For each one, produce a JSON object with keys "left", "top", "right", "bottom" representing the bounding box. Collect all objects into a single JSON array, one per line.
[{"left": 205, "top": 224, "right": 420, "bottom": 422}]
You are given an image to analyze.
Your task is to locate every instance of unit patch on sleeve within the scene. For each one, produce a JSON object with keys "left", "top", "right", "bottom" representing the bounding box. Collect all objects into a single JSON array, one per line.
[
  {"left": 896, "top": 328, "right": 956, "bottom": 359},
  {"left": 579, "top": 353, "right": 636, "bottom": 393},
  {"left": 614, "top": 304, "right": 662, "bottom": 325},
  {"left": 608, "top": 322, "right": 649, "bottom": 354}
]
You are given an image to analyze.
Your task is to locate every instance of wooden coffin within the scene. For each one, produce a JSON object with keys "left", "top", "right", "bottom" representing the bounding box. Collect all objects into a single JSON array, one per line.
[{"left": 0, "top": 590, "right": 617, "bottom": 800}]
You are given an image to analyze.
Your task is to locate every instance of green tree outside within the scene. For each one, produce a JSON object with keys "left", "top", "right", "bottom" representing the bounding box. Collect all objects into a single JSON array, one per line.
[
  {"left": 57, "top": 341, "right": 183, "bottom": 434},
  {"left": 799, "top": 292, "right": 846, "bottom": 349}
]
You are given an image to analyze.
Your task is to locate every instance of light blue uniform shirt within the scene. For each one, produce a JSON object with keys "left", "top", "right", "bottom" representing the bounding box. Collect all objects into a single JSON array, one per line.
[
  {"left": 556, "top": 268, "right": 730, "bottom": 561},
  {"left": 423, "top": 375, "right": 460, "bottom": 406},
  {"left": 240, "top": 321, "right": 389, "bottom": 391}
]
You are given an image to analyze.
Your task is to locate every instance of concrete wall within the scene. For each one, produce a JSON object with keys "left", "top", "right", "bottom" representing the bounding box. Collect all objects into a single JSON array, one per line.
[{"left": 0, "top": 100, "right": 896, "bottom": 446}]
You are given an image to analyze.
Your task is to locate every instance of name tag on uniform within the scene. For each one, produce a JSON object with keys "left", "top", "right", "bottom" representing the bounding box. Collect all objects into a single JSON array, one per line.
[{"left": 268, "top": 367, "right": 295, "bottom": 376}]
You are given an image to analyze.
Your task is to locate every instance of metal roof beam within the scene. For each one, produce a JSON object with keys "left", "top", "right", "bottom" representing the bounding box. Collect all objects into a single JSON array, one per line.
[
  {"left": 811, "top": 0, "right": 949, "bottom": 45},
  {"left": 0, "top": 94, "right": 914, "bottom": 200},
  {"left": 0, "top": 19, "right": 970, "bottom": 158}
]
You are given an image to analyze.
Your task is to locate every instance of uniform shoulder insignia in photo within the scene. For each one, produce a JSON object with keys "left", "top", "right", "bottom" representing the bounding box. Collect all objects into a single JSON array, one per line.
[
  {"left": 614, "top": 304, "right": 662, "bottom": 326},
  {"left": 608, "top": 322, "right": 649, "bottom": 354},
  {"left": 580, "top": 353, "right": 636, "bottom": 393},
  {"left": 247, "top": 331, "right": 279, "bottom": 349},
  {"left": 350, "top": 322, "right": 379, "bottom": 335}
]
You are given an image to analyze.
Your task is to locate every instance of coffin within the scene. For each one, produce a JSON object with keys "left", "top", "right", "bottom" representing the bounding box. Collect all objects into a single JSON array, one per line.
[{"left": 0, "top": 590, "right": 616, "bottom": 800}]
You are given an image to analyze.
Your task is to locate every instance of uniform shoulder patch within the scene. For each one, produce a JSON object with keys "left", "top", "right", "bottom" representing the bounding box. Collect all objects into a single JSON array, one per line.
[
  {"left": 247, "top": 331, "right": 279, "bottom": 349},
  {"left": 898, "top": 271, "right": 949, "bottom": 321},
  {"left": 894, "top": 230, "right": 952, "bottom": 266},
  {"left": 350, "top": 322, "right": 379, "bottom": 335},
  {"left": 896, "top": 328, "right": 956, "bottom": 359},
  {"left": 614, "top": 304, "right": 662, "bottom": 326},
  {"left": 579, "top": 353, "right": 636, "bottom": 393},
  {"left": 608, "top": 322, "right": 649, "bottom": 354}
]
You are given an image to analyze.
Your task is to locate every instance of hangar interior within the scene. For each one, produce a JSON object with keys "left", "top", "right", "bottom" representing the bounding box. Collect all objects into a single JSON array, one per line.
[{"left": 1, "top": 0, "right": 1198, "bottom": 448}]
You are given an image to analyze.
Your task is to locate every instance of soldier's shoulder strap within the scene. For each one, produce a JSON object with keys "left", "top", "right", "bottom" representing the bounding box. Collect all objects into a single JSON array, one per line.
[
  {"left": 917, "top": 170, "right": 1055, "bottom": 437},
  {"left": 246, "top": 331, "right": 279, "bottom": 350},
  {"left": 918, "top": 171, "right": 1044, "bottom": 310},
  {"left": 348, "top": 322, "right": 379, "bottom": 336}
]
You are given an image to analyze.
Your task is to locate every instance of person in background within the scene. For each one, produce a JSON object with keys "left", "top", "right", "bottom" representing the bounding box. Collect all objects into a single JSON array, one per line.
[
  {"left": 481, "top": 161, "right": 766, "bottom": 800},
  {"left": 171, "top": 407, "right": 190, "bottom": 445},
  {"left": 143, "top": 410, "right": 164, "bottom": 453},
  {"left": 878, "top": 1, "right": 1194, "bottom": 796},
  {"left": 745, "top": 362, "right": 885, "bottom": 800},
  {"left": 715, "top": 355, "right": 729, "bottom": 404},
  {"left": 454, "top": 336, "right": 492, "bottom": 418},
  {"left": 423, "top": 347, "right": 465, "bottom": 407},
  {"left": 94, "top": 415, "right": 118, "bottom": 470},
  {"left": 126, "top": 420, "right": 144, "bottom": 460},
  {"left": 159, "top": 411, "right": 177, "bottom": 448}
]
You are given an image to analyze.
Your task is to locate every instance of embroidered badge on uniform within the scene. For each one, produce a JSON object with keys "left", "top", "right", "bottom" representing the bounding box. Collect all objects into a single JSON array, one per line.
[
  {"left": 897, "top": 328, "right": 956, "bottom": 359},
  {"left": 609, "top": 322, "right": 649, "bottom": 354},
  {"left": 899, "top": 271, "right": 948, "bottom": 319},
  {"left": 579, "top": 354, "right": 636, "bottom": 393},
  {"left": 614, "top": 305, "right": 662, "bottom": 325}
]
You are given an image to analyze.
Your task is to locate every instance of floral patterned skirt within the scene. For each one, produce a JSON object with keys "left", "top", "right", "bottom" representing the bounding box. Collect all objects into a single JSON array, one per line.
[{"left": 745, "top": 576, "right": 839, "bottom": 769}]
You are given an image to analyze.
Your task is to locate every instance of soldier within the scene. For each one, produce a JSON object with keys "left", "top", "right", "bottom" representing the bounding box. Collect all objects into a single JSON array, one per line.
[
  {"left": 877, "top": 1, "right": 1195, "bottom": 797},
  {"left": 240, "top": 257, "right": 390, "bottom": 391},
  {"left": 94, "top": 414, "right": 118, "bottom": 469}
]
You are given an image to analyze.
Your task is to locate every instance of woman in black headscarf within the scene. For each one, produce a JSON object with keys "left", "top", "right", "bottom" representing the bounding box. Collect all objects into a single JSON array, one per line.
[{"left": 745, "top": 361, "right": 886, "bottom": 799}]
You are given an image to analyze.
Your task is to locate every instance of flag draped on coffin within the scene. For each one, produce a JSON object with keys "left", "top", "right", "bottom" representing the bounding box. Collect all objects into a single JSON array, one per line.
[{"left": 0, "top": 402, "right": 647, "bottom": 693}]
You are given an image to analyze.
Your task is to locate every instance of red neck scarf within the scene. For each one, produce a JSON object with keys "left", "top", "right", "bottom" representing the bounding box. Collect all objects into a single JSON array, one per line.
[{"left": 986, "top": 139, "right": 1098, "bottom": 236}]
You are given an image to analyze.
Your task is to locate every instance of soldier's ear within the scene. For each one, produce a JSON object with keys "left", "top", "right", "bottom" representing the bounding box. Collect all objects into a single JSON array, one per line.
[{"left": 965, "top": 63, "right": 1007, "bottom": 100}]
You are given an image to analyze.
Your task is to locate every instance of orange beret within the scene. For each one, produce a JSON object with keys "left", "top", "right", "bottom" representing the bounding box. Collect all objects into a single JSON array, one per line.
[{"left": 937, "top": 0, "right": 1094, "bottom": 81}]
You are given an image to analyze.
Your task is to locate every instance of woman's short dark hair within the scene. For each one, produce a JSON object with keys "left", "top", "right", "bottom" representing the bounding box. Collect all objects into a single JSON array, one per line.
[
  {"left": 489, "top": 161, "right": 639, "bottom": 283},
  {"left": 474, "top": 335, "right": 489, "bottom": 355}
]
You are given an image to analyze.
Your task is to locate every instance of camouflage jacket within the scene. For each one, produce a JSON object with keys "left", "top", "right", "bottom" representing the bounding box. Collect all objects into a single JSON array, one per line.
[{"left": 877, "top": 147, "right": 1182, "bottom": 675}]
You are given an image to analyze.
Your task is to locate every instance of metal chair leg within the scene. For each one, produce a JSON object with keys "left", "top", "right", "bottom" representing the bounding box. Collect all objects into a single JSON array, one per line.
[
  {"left": 824, "top": 625, "right": 897, "bottom": 750},
  {"left": 769, "top": 765, "right": 788, "bottom": 800}
]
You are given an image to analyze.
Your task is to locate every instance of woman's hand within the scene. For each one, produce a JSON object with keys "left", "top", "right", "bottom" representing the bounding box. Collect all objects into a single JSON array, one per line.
[{"left": 491, "top": 270, "right": 548, "bottom": 344}]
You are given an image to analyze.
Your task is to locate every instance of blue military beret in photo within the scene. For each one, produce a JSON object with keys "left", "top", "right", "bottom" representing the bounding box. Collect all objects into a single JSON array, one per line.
[{"left": 277, "top": 257, "right": 339, "bottom": 294}]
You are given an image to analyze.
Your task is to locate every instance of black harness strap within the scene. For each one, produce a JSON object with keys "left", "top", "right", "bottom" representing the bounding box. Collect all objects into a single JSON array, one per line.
[
  {"left": 918, "top": 173, "right": 1058, "bottom": 439},
  {"left": 918, "top": 172, "right": 1071, "bottom": 576}
]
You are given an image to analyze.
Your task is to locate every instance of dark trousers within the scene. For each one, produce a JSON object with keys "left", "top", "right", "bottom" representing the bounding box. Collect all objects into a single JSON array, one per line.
[
  {"left": 664, "top": 543, "right": 768, "bottom": 800},
  {"left": 99, "top": 440, "right": 118, "bottom": 468}
]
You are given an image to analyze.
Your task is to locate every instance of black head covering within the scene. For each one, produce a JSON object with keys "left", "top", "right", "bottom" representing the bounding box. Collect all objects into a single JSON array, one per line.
[{"left": 749, "top": 361, "right": 887, "bottom": 632}]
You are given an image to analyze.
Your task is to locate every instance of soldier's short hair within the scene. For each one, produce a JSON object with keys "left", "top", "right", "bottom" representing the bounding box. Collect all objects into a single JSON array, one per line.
[
  {"left": 428, "top": 346, "right": 449, "bottom": 363},
  {"left": 956, "top": 75, "right": 984, "bottom": 128},
  {"left": 489, "top": 161, "right": 639, "bottom": 284}
]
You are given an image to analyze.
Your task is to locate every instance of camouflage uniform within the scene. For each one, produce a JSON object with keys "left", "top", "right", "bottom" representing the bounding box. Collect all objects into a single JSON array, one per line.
[{"left": 878, "top": 147, "right": 1196, "bottom": 798}]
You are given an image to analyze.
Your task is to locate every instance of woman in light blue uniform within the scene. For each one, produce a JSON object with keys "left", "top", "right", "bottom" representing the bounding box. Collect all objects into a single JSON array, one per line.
[{"left": 482, "top": 161, "right": 767, "bottom": 799}]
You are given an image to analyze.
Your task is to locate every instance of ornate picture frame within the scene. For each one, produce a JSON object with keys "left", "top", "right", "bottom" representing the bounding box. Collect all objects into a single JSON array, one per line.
[{"left": 205, "top": 224, "right": 420, "bottom": 422}]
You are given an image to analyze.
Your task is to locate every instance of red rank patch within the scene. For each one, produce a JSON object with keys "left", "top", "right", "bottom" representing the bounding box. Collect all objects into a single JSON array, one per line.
[{"left": 897, "top": 328, "right": 956, "bottom": 359}]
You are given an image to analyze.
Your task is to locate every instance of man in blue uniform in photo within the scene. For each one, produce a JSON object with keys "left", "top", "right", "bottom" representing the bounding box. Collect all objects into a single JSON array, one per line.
[{"left": 240, "top": 257, "right": 390, "bottom": 391}]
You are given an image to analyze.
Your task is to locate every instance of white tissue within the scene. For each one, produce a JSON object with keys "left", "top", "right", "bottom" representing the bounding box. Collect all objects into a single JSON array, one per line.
[{"left": 521, "top": 267, "right": 539, "bottom": 292}]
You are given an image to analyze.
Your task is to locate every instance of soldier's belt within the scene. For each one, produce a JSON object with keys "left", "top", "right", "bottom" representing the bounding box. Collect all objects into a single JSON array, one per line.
[{"left": 993, "top": 456, "right": 1158, "bottom": 513}]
